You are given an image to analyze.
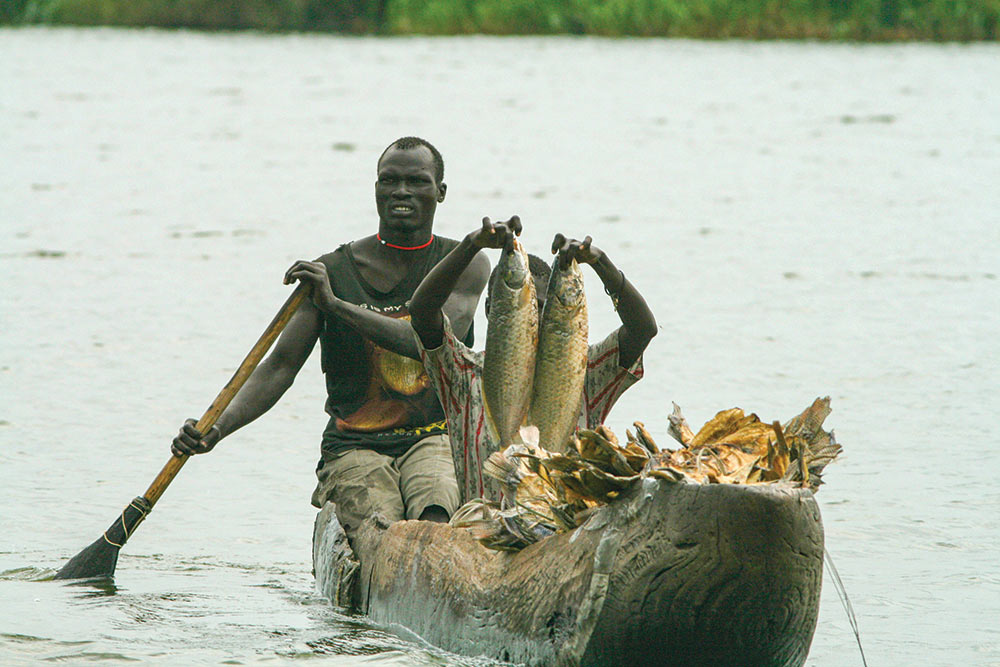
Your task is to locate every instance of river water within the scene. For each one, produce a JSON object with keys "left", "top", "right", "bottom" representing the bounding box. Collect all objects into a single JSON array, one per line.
[{"left": 2, "top": 27, "right": 998, "bottom": 666}]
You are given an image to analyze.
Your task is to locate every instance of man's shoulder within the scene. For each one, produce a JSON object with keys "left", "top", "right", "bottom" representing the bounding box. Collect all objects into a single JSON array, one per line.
[
  {"left": 428, "top": 234, "right": 464, "bottom": 259},
  {"left": 436, "top": 235, "right": 489, "bottom": 286},
  {"left": 435, "top": 234, "right": 462, "bottom": 247},
  {"left": 316, "top": 240, "right": 361, "bottom": 268},
  {"left": 316, "top": 245, "right": 346, "bottom": 261}
]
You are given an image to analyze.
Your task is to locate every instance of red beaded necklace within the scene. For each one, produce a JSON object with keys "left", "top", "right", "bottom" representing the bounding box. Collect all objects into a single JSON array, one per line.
[{"left": 376, "top": 233, "right": 434, "bottom": 251}]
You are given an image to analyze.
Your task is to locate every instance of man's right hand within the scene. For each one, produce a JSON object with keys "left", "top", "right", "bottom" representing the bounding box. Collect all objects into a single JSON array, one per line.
[
  {"left": 467, "top": 215, "right": 521, "bottom": 251},
  {"left": 171, "top": 419, "right": 221, "bottom": 457},
  {"left": 284, "top": 260, "right": 338, "bottom": 313}
]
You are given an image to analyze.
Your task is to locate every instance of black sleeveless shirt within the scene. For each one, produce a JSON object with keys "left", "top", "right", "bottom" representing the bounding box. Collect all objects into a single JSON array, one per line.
[{"left": 317, "top": 235, "right": 473, "bottom": 460}]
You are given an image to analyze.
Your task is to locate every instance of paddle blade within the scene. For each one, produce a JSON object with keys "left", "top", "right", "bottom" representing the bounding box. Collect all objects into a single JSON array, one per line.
[
  {"left": 53, "top": 534, "right": 121, "bottom": 580},
  {"left": 54, "top": 497, "right": 151, "bottom": 580}
]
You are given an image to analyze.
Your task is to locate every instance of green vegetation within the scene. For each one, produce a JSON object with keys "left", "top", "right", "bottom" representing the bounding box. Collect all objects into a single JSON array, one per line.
[
  {"left": 4, "top": 0, "right": 998, "bottom": 39},
  {"left": 11, "top": 0, "right": 385, "bottom": 31}
]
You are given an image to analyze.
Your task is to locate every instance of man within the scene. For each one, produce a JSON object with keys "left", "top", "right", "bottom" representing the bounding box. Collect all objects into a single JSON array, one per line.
[
  {"left": 171, "top": 137, "right": 490, "bottom": 547},
  {"left": 408, "top": 216, "right": 658, "bottom": 503}
]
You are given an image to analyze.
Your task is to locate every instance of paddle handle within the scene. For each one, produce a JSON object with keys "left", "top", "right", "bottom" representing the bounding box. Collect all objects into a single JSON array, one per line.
[{"left": 143, "top": 284, "right": 309, "bottom": 506}]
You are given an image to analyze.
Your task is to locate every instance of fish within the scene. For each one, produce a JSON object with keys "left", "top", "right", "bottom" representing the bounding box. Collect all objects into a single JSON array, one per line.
[
  {"left": 529, "top": 257, "right": 588, "bottom": 453},
  {"left": 475, "top": 446, "right": 562, "bottom": 549},
  {"left": 667, "top": 403, "right": 695, "bottom": 446},
  {"left": 482, "top": 238, "right": 538, "bottom": 447},
  {"left": 689, "top": 408, "right": 762, "bottom": 448},
  {"left": 453, "top": 400, "right": 844, "bottom": 552}
]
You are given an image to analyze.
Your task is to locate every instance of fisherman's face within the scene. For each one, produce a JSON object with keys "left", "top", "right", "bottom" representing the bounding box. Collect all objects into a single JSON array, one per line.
[{"left": 375, "top": 146, "right": 445, "bottom": 235}]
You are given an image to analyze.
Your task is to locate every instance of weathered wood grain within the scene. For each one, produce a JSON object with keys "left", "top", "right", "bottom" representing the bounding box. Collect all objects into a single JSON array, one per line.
[{"left": 314, "top": 479, "right": 824, "bottom": 666}]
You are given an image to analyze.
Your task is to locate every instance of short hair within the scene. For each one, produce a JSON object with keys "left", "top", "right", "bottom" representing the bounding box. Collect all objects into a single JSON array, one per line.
[
  {"left": 487, "top": 253, "right": 551, "bottom": 301},
  {"left": 379, "top": 136, "right": 444, "bottom": 184}
]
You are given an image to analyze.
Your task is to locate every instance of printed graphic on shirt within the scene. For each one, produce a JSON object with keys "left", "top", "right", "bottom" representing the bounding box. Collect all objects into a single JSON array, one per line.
[{"left": 335, "top": 312, "right": 441, "bottom": 434}]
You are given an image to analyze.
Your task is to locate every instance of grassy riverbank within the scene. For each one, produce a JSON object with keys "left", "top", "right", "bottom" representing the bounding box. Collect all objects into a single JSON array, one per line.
[{"left": 5, "top": 0, "right": 999, "bottom": 40}]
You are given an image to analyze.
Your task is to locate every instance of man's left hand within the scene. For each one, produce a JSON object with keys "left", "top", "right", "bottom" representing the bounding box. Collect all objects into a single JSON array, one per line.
[
  {"left": 468, "top": 215, "right": 522, "bottom": 251},
  {"left": 551, "top": 233, "right": 603, "bottom": 269}
]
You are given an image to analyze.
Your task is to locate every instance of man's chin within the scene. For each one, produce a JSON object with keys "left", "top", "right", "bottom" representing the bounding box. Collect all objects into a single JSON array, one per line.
[{"left": 381, "top": 216, "right": 431, "bottom": 231}]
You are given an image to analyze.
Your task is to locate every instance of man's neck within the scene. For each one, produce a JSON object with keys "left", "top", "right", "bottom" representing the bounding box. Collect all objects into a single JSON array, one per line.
[
  {"left": 351, "top": 232, "right": 431, "bottom": 293},
  {"left": 376, "top": 232, "right": 435, "bottom": 251},
  {"left": 375, "top": 223, "right": 433, "bottom": 250}
]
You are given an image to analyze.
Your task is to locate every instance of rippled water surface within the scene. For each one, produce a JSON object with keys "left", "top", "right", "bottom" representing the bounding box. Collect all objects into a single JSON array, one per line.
[{"left": 2, "top": 27, "right": 998, "bottom": 666}]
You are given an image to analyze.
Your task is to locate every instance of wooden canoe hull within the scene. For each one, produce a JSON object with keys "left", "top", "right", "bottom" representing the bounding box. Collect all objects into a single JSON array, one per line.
[{"left": 313, "top": 478, "right": 824, "bottom": 666}]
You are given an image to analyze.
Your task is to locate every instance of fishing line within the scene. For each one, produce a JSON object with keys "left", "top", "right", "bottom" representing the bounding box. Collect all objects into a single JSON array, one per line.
[{"left": 824, "top": 547, "right": 868, "bottom": 667}]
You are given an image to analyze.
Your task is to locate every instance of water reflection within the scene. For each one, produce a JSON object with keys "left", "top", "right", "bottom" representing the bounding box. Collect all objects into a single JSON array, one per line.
[{"left": 63, "top": 577, "right": 119, "bottom": 598}]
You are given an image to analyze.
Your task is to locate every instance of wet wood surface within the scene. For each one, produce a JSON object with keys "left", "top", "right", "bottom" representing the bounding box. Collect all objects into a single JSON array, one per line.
[{"left": 315, "top": 479, "right": 824, "bottom": 666}]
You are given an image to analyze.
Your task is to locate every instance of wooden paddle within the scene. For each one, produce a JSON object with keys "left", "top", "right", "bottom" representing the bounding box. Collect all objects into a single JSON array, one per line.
[{"left": 54, "top": 285, "right": 309, "bottom": 580}]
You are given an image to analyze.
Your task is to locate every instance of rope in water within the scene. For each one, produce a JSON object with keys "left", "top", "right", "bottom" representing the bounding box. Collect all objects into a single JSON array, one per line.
[{"left": 824, "top": 547, "right": 868, "bottom": 666}]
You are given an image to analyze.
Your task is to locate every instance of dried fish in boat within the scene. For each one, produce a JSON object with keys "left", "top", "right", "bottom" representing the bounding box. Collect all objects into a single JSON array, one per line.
[
  {"left": 456, "top": 398, "right": 842, "bottom": 552},
  {"left": 667, "top": 403, "right": 694, "bottom": 446},
  {"left": 628, "top": 420, "right": 660, "bottom": 455}
]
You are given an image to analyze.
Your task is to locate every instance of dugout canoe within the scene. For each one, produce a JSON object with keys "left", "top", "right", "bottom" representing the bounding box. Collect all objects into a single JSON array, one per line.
[{"left": 312, "top": 477, "right": 824, "bottom": 666}]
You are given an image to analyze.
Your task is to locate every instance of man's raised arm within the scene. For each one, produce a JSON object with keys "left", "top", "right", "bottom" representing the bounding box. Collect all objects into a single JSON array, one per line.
[
  {"left": 410, "top": 216, "right": 520, "bottom": 350},
  {"left": 551, "top": 234, "right": 657, "bottom": 370}
]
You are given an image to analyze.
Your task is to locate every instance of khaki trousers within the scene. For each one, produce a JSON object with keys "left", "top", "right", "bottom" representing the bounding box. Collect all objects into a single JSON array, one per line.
[{"left": 310, "top": 433, "right": 460, "bottom": 545}]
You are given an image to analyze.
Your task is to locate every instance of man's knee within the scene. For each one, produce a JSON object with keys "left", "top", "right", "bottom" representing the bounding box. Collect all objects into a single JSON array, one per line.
[
  {"left": 312, "top": 449, "right": 406, "bottom": 539},
  {"left": 398, "top": 434, "right": 460, "bottom": 520},
  {"left": 418, "top": 504, "right": 450, "bottom": 523}
]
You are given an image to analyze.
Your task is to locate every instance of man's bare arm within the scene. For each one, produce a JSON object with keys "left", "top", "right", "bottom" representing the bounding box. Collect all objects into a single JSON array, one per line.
[
  {"left": 410, "top": 217, "right": 519, "bottom": 350},
  {"left": 283, "top": 258, "right": 486, "bottom": 360},
  {"left": 436, "top": 251, "right": 490, "bottom": 345},
  {"left": 551, "top": 234, "right": 657, "bottom": 370}
]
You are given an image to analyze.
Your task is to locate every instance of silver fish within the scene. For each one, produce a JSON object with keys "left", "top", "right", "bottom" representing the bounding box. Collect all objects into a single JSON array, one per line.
[
  {"left": 483, "top": 238, "right": 538, "bottom": 447},
  {"left": 530, "top": 257, "right": 588, "bottom": 453}
]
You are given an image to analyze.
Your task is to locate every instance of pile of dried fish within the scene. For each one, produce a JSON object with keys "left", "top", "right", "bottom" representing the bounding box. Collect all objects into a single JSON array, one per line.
[{"left": 452, "top": 397, "right": 842, "bottom": 551}]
